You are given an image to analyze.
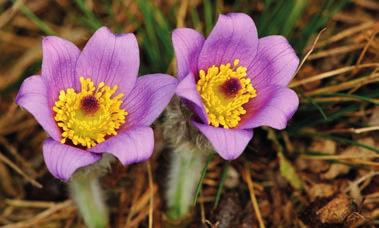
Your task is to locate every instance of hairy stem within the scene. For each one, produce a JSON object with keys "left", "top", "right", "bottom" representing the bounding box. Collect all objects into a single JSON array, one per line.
[
  {"left": 69, "top": 173, "right": 108, "bottom": 228},
  {"left": 166, "top": 142, "right": 207, "bottom": 220}
]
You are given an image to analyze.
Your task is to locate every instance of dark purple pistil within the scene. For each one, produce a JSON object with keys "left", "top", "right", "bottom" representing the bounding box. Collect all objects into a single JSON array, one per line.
[
  {"left": 220, "top": 78, "right": 242, "bottom": 97},
  {"left": 81, "top": 95, "right": 99, "bottom": 114}
]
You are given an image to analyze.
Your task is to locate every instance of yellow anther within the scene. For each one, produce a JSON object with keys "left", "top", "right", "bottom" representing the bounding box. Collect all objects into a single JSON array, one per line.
[
  {"left": 233, "top": 59, "right": 240, "bottom": 66},
  {"left": 53, "top": 78, "right": 127, "bottom": 148},
  {"left": 196, "top": 59, "right": 257, "bottom": 128}
]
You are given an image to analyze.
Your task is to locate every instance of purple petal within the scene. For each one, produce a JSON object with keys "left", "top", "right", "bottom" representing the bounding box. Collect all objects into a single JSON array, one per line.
[
  {"left": 43, "top": 138, "right": 101, "bottom": 181},
  {"left": 172, "top": 28, "right": 205, "bottom": 81},
  {"left": 41, "top": 36, "right": 80, "bottom": 105},
  {"left": 176, "top": 73, "right": 208, "bottom": 124},
  {"left": 198, "top": 13, "right": 258, "bottom": 71},
  {"left": 121, "top": 74, "right": 177, "bottom": 128},
  {"left": 239, "top": 86, "right": 299, "bottom": 130},
  {"left": 247, "top": 35, "right": 299, "bottom": 89},
  {"left": 76, "top": 27, "right": 139, "bottom": 97},
  {"left": 90, "top": 127, "right": 154, "bottom": 166},
  {"left": 192, "top": 120, "right": 253, "bottom": 160},
  {"left": 16, "top": 75, "right": 61, "bottom": 141}
]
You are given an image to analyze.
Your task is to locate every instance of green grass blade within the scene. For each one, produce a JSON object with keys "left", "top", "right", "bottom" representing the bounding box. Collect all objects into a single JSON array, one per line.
[
  {"left": 193, "top": 154, "right": 214, "bottom": 205},
  {"left": 15, "top": 1, "right": 54, "bottom": 35},
  {"left": 203, "top": 0, "right": 213, "bottom": 35},
  {"left": 307, "top": 96, "right": 328, "bottom": 120},
  {"left": 213, "top": 162, "right": 230, "bottom": 209},
  {"left": 136, "top": 0, "right": 172, "bottom": 72},
  {"left": 74, "top": 0, "right": 102, "bottom": 30}
]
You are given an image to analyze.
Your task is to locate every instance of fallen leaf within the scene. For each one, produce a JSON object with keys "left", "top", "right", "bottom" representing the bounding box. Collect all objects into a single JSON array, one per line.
[
  {"left": 307, "top": 183, "right": 336, "bottom": 202},
  {"left": 316, "top": 194, "right": 357, "bottom": 224}
]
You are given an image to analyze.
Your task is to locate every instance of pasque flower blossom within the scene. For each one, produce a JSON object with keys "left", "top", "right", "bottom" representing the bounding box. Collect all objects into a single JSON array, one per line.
[
  {"left": 16, "top": 27, "right": 177, "bottom": 181},
  {"left": 173, "top": 13, "right": 299, "bottom": 160}
]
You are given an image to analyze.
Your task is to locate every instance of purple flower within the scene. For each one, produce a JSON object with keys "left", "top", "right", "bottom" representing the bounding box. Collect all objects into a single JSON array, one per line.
[
  {"left": 16, "top": 27, "right": 177, "bottom": 181},
  {"left": 173, "top": 13, "right": 299, "bottom": 160}
]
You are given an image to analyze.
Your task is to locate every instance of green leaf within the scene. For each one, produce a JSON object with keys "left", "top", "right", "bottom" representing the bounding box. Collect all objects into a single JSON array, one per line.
[
  {"left": 278, "top": 151, "right": 303, "bottom": 189},
  {"left": 268, "top": 130, "right": 303, "bottom": 190}
]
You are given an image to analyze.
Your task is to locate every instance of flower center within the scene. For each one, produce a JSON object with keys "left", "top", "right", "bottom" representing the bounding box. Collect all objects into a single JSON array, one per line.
[
  {"left": 80, "top": 95, "right": 99, "bottom": 114},
  {"left": 196, "top": 59, "right": 257, "bottom": 128},
  {"left": 221, "top": 77, "right": 242, "bottom": 97},
  {"left": 53, "top": 77, "right": 127, "bottom": 148}
]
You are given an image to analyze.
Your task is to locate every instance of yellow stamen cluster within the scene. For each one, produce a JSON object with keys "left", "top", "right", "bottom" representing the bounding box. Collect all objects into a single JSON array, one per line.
[
  {"left": 53, "top": 77, "right": 127, "bottom": 148},
  {"left": 197, "top": 59, "right": 256, "bottom": 128}
]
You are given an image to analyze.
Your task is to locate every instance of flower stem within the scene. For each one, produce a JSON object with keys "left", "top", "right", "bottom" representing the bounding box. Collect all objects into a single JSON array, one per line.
[
  {"left": 69, "top": 173, "right": 108, "bottom": 228},
  {"left": 166, "top": 142, "right": 207, "bottom": 220}
]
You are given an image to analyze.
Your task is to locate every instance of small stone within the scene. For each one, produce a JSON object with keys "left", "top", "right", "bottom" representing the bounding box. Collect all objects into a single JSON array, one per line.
[{"left": 224, "top": 166, "right": 240, "bottom": 188}]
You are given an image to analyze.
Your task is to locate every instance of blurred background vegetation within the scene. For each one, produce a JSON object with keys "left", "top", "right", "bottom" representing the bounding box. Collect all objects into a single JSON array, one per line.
[{"left": 0, "top": 0, "right": 378, "bottom": 227}]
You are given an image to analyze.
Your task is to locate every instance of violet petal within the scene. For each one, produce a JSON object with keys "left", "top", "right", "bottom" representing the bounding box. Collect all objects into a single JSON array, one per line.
[
  {"left": 247, "top": 35, "right": 299, "bottom": 89},
  {"left": 16, "top": 75, "right": 61, "bottom": 141},
  {"left": 239, "top": 86, "right": 299, "bottom": 130},
  {"left": 176, "top": 73, "right": 208, "bottom": 124},
  {"left": 122, "top": 74, "right": 177, "bottom": 128},
  {"left": 41, "top": 36, "right": 80, "bottom": 105},
  {"left": 198, "top": 13, "right": 258, "bottom": 71},
  {"left": 192, "top": 120, "right": 253, "bottom": 160},
  {"left": 90, "top": 127, "right": 154, "bottom": 166},
  {"left": 172, "top": 28, "right": 205, "bottom": 81},
  {"left": 76, "top": 27, "right": 139, "bottom": 97},
  {"left": 43, "top": 138, "right": 101, "bottom": 182}
]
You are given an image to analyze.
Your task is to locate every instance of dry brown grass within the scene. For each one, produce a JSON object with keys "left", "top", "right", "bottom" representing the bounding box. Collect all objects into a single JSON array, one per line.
[{"left": 0, "top": 0, "right": 378, "bottom": 227}]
